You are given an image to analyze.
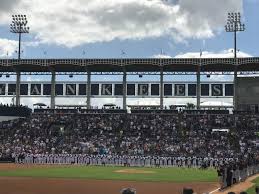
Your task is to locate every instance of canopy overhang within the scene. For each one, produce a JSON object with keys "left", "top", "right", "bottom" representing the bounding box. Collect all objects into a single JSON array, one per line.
[{"left": 0, "top": 58, "right": 259, "bottom": 72}]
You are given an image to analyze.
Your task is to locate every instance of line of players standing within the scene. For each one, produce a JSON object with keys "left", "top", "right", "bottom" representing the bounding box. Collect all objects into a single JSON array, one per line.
[{"left": 15, "top": 153, "right": 235, "bottom": 168}]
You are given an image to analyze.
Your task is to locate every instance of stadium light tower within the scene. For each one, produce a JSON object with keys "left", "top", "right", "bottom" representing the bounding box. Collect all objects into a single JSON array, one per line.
[
  {"left": 10, "top": 15, "right": 30, "bottom": 106},
  {"left": 10, "top": 15, "right": 30, "bottom": 60},
  {"left": 225, "top": 12, "right": 245, "bottom": 110}
]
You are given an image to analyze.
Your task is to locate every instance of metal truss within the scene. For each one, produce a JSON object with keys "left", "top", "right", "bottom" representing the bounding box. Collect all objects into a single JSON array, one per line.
[
  {"left": 1, "top": 57, "right": 259, "bottom": 67},
  {"left": 1, "top": 71, "right": 259, "bottom": 76}
]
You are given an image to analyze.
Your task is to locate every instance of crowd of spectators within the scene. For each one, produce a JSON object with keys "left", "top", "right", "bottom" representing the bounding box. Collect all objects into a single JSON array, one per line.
[{"left": 0, "top": 112, "right": 259, "bottom": 160}]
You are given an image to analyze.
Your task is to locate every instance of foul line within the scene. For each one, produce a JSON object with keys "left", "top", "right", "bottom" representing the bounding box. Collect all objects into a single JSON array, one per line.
[{"left": 209, "top": 188, "right": 220, "bottom": 194}]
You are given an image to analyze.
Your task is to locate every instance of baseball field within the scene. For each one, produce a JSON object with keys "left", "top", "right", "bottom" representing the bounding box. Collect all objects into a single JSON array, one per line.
[
  {"left": 1, "top": 163, "right": 258, "bottom": 194},
  {"left": 0, "top": 163, "right": 221, "bottom": 194}
]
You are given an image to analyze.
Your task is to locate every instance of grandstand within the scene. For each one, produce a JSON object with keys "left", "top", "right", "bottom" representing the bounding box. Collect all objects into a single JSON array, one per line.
[
  {"left": 1, "top": 6, "right": 259, "bottom": 194},
  {"left": 1, "top": 57, "right": 259, "bottom": 111}
]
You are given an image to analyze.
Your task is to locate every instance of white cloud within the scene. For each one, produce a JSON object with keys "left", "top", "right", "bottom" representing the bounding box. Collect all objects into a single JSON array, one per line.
[
  {"left": 175, "top": 49, "right": 253, "bottom": 58},
  {"left": 0, "top": 38, "right": 17, "bottom": 57},
  {"left": 153, "top": 54, "right": 173, "bottom": 58},
  {"left": 0, "top": 0, "right": 19, "bottom": 12},
  {"left": 151, "top": 49, "right": 252, "bottom": 59},
  {"left": 0, "top": 38, "right": 40, "bottom": 57},
  {"left": 0, "top": 0, "right": 243, "bottom": 47}
]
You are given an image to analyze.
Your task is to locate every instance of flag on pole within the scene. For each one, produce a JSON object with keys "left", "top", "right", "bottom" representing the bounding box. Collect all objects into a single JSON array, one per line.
[{"left": 121, "top": 49, "right": 126, "bottom": 56}]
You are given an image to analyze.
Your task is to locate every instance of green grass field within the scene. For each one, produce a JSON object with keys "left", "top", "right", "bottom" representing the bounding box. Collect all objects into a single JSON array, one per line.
[
  {"left": 246, "top": 177, "right": 259, "bottom": 194},
  {"left": 0, "top": 166, "right": 218, "bottom": 183}
]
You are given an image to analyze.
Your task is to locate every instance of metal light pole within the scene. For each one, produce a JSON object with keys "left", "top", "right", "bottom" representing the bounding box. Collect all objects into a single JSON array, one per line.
[
  {"left": 196, "top": 50, "right": 202, "bottom": 110},
  {"left": 159, "top": 49, "right": 164, "bottom": 109},
  {"left": 10, "top": 15, "right": 30, "bottom": 106},
  {"left": 225, "top": 12, "right": 245, "bottom": 110},
  {"left": 160, "top": 61, "right": 164, "bottom": 110},
  {"left": 121, "top": 50, "right": 127, "bottom": 110}
]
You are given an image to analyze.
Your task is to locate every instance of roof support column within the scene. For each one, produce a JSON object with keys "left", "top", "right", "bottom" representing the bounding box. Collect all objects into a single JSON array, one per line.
[
  {"left": 160, "top": 66, "right": 164, "bottom": 109},
  {"left": 15, "top": 71, "right": 21, "bottom": 106},
  {"left": 234, "top": 66, "right": 238, "bottom": 110},
  {"left": 87, "top": 69, "right": 91, "bottom": 109},
  {"left": 234, "top": 30, "right": 238, "bottom": 110},
  {"left": 123, "top": 66, "right": 127, "bottom": 109},
  {"left": 196, "top": 64, "right": 201, "bottom": 110},
  {"left": 50, "top": 70, "right": 56, "bottom": 109}
]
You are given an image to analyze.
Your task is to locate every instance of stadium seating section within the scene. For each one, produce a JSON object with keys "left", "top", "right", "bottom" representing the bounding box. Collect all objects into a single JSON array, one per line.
[{"left": 0, "top": 111, "right": 258, "bottom": 160}]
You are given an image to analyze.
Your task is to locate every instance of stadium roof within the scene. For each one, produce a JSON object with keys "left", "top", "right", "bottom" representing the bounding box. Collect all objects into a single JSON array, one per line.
[{"left": 0, "top": 57, "right": 259, "bottom": 72}]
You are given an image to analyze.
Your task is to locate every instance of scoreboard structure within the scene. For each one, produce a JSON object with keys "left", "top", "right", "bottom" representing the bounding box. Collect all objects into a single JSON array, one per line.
[
  {"left": 0, "top": 58, "right": 259, "bottom": 110},
  {"left": 237, "top": 77, "right": 259, "bottom": 112}
]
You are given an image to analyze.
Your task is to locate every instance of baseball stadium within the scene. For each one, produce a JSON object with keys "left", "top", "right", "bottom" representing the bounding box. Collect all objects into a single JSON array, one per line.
[{"left": 1, "top": 1, "right": 259, "bottom": 194}]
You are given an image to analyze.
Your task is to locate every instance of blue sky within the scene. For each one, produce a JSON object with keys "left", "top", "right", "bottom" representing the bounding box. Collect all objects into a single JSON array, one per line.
[{"left": 0, "top": 0, "right": 258, "bottom": 106}]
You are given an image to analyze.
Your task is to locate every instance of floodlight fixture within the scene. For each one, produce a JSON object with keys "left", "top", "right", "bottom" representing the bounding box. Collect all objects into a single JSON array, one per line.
[{"left": 10, "top": 14, "right": 30, "bottom": 60}]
